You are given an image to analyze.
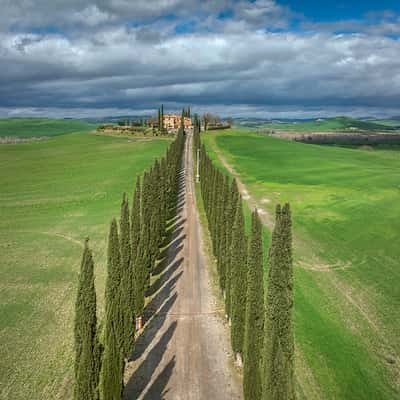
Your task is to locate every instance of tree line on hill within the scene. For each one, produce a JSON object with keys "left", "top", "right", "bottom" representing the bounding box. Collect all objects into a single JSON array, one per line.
[
  {"left": 201, "top": 113, "right": 233, "bottom": 130},
  {"left": 294, "top": 133, "right": 400, "bottom": 146},
  {"left": 117, "top": 119, "right": 147, "bottom": 127},
  {"left": 73, "top": 128, "right": 185, "bottom": 400},
  {"left": 193, "top": 122, "right": 296, "bottom": 400}
]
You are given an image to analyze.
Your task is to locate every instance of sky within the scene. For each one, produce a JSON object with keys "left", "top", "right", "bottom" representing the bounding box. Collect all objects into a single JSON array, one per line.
[{"left": 0, "top": 0, "right": 400, "bottom": 119}]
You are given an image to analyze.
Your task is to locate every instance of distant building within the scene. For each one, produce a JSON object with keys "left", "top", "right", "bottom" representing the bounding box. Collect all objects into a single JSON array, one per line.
[{"left": 163, "top": 114, "right": 192, "bottom": 130}]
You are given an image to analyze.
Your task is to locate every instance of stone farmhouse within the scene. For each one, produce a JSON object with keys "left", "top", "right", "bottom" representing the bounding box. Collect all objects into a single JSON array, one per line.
[{"left": 163, "top": 114, "right": 192, "bottom": 130}]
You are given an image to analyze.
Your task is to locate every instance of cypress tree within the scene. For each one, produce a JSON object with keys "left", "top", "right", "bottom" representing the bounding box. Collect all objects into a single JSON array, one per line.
[
  {"left": 157, "top": 108, "right": 161, "bottom": 134},
  {"left": 225, "top": 179, "right": 239, "bottom": 318},
  {"left": 101, "top": 219, "right": 124, "bottom": 400},
  {"left": 131, "top": 177, "right": 141, "bottom": 264},
  {"left": 149, "top": 210, "right": 159, "bottom": 272},
  {"left": 134, "top": 221, "right": 150, "bottom": 319},
  {"left": 230, "top": 195, "right": 248, "bottom": 360},
  {"left": 146, "top": 166, "right": 160, "bottom": 272},
  {"left": 208, "top": 167, "right": 218, "bottom": 247},
  {"left": 159, "top": 159, "right": 167, "bottom": 232},
  {"left": 213, "top": 171, "right": 221, "bottom": 256},
  {"left": 217, "top": 175, "right": 229, "bottom": 291},
  {"left": 180, "top": 108, "right": 185, "bottom": 134},
  {"left": 161, "top": 104, "right": 164, "bottom": 133},
  {"left": 262, "top": 204, "right": 295, "bottom": 400},
  {"left": 153, "top": 159, "right": 164, "bottom": 248},
  {"left": 243, "top": 210, "right": 264, "bottom": 400},
  {"left": 130, "top": 177, "right": 141, "bottom": 323},
  {"left": 119, "top": 193, "right": 134, "bottom": 357},
  {"left": 140, "top": 171, "right": 152, "bottom": 288},
  {"left": 74, "top": 238, "right": 100, "bottom": 400}
]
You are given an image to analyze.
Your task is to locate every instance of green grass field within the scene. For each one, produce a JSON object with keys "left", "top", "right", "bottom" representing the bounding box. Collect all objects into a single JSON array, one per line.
[
  {"left": 370, "top": 119, "right": 400, "bottom": 128},
  {"left": 203, "top": 130, "right": 400, "bottom": 399},
  {"left": 0, "top": 118, "right": 97, "bottom": 138},
  {"left": 248, "top": 116, "right": 395, "bottom": 132},
  {"left": 0, "top": 132, "right": 171, "bottom": 399}
]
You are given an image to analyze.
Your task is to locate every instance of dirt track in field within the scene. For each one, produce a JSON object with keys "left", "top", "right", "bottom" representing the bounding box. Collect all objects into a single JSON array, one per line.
[{"left": 123, "top": 131, "right": 242, "bottom": 399}]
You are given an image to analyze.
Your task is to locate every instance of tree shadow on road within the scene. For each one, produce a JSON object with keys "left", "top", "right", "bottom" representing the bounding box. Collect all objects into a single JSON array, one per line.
[
  {"left": 143, "top": 356, "right": 176, "bottom": 399},
  {"left": 131, "top": 226, "right": 184, "bottom": 362},
  {"left": 156, "top": 228, "right": 185, "bottom": 274},
  {"left": 147, "top": 255, "right": 184, "bottom": 298},
  {"left": 124, "top": 321, "right": 178, "bottom": 399},
  {"left": 132, "top": 281, "right": 180, "bottom": 363},
  {"left": 123, "top": 162, "right": 186, "bottom": 399}
]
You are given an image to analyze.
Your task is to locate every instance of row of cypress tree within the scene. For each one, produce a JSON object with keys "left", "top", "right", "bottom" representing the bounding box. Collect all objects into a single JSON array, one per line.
[
  {"left": 194, "top": 126, "right": 296, "bottom": 400},
  {"left": 74, "top": 128, "right": 185, "bottom": 400}
]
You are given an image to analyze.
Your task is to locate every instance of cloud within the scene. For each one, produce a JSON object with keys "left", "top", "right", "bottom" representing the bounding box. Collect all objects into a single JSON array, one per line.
[
  {"left": 0, "top": 0, "right": 230, "bottom": 31},
  {"left": 0, "top": 1, "right": 399, "bottom": 117},
  {"left": 69, "top": 5, "right": 114, "bottom": 27},
  {"left": 234, "top": 0, "right": 292, "bottom": 29},
  {"left": 301, "top": 13, "right": 400, "bottom": 36}
]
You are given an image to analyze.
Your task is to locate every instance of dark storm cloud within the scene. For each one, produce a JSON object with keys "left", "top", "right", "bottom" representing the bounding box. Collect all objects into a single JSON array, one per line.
[
  {"left": 0, "top": 0, "right": 400, "bottom": 117},
  {"left": 0, "top": 0, "right": 230, "bottom": 31}
]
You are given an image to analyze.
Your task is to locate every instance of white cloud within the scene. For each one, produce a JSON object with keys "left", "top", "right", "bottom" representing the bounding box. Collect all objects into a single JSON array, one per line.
[
  {"left": 0, "top": 0, "right": 230, "bottom": 30},
  {"left": 0, "top": 1, "right": 399, "bottom": 117},
  {"left": 69, "top": 5, "right": 114, "bottom": 27},
  {"left": 234, "top": 0, "right": 292, "bottom": 28}
]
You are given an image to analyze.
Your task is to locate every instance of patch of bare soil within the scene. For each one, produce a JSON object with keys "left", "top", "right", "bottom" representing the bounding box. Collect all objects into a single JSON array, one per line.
[{"left": 0, "top": 136, "right": 48, "bottom": 144}]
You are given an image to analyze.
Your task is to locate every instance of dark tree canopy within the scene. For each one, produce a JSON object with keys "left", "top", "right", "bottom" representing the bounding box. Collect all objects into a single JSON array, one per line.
[
  {"left": 243, "top": 210, "right": 264, "bottom": 400},
  {"left": 74, "top": 238, "right": 100, "bottom": 400},
  {"left": 230, "top": 196, "right": 248, "bottom": 356},
  {"left": 262, "top": 204, "right": 295, "bottom": 400},
  {"left": 101, "top": 219, "right": 124, "bottom": 400}
]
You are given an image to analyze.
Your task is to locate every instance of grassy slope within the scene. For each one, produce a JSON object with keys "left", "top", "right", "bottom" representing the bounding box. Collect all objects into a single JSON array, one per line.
[
  {"left": 203, "top": 130, "right": 400, "bottom": 399},
  {"left": 370, "top": 119, "right": 400, "bottom": 128},
  {"left": 0, "top": 118, "right": 97, "bottom": 138},
  {"left": 252, "top": 116, "right": 392, "bottom": 132},
  {"left": 0, "top": 132, "right": 171, "bottom": 400}
]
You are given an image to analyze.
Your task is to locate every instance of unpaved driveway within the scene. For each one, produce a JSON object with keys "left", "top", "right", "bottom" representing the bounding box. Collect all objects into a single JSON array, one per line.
[{"left": 123, "top": 131, "right": 242, "bottom": 399}]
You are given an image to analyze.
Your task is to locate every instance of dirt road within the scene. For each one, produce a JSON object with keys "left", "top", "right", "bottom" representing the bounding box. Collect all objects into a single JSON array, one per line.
[{"left": 124, "top": 131, "right": 242, "bottom": 399}]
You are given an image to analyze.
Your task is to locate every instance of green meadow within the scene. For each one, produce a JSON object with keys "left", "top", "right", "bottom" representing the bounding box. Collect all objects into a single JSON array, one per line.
[
  {"left": 203, "top": 130, "right": 400, "bottom": 399},
  {"left": 0, "top": 132, "right": 171, "bottom": 399},
  {"left": 248, "top": 116, "right": 394, "bottom": 132},
  {"left": 0, "top": 118, "right": 97, "bottom": 138},
  {"left": 370, "top": 119, "right": 400, "bottom": 128}
]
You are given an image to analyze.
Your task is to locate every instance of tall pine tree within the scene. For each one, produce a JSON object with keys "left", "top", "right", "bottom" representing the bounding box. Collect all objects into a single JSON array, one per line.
[
  {"left": 119, "top": 193, "right": 134, "bottom": 357},
  {"left": 243, "top": 210, "right": 264, "bottom": 400},
  {"left": 134, "top": 219, "right": 150, "bottom": 320},
  {"left": 225, "top": 179, "right": 239, "bottom": 318},
  {"left": 100, "top": 219, "right": 124, "bottom": 400},
  {"left": 140, "top": 171, "right": 152, "bottom": 289},
  {"left": 230, "top": 195, "right": 247, "bottom": 361},
  {"left": 179, "top": 108, "right": 185, "bottom": 134},
  {"left": 217, "top": 175, "right": 230, "bottom": 291},
  {"left": 74, "top": 238, "right": 100, "bottom": 400},
  {"left": 262, "top": 204, "right": 295, "bottom": 400},
  {"left": 130, "top": 177, "right": 141, "bottom": 323},
  {"left": 161, "top": 104, "right": 164, "bottom": 133}
]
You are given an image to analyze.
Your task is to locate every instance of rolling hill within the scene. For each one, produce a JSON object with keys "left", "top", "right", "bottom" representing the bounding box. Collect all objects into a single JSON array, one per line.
[{"left": 0, "top": 118, "right": 97, "bottom": 138}]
